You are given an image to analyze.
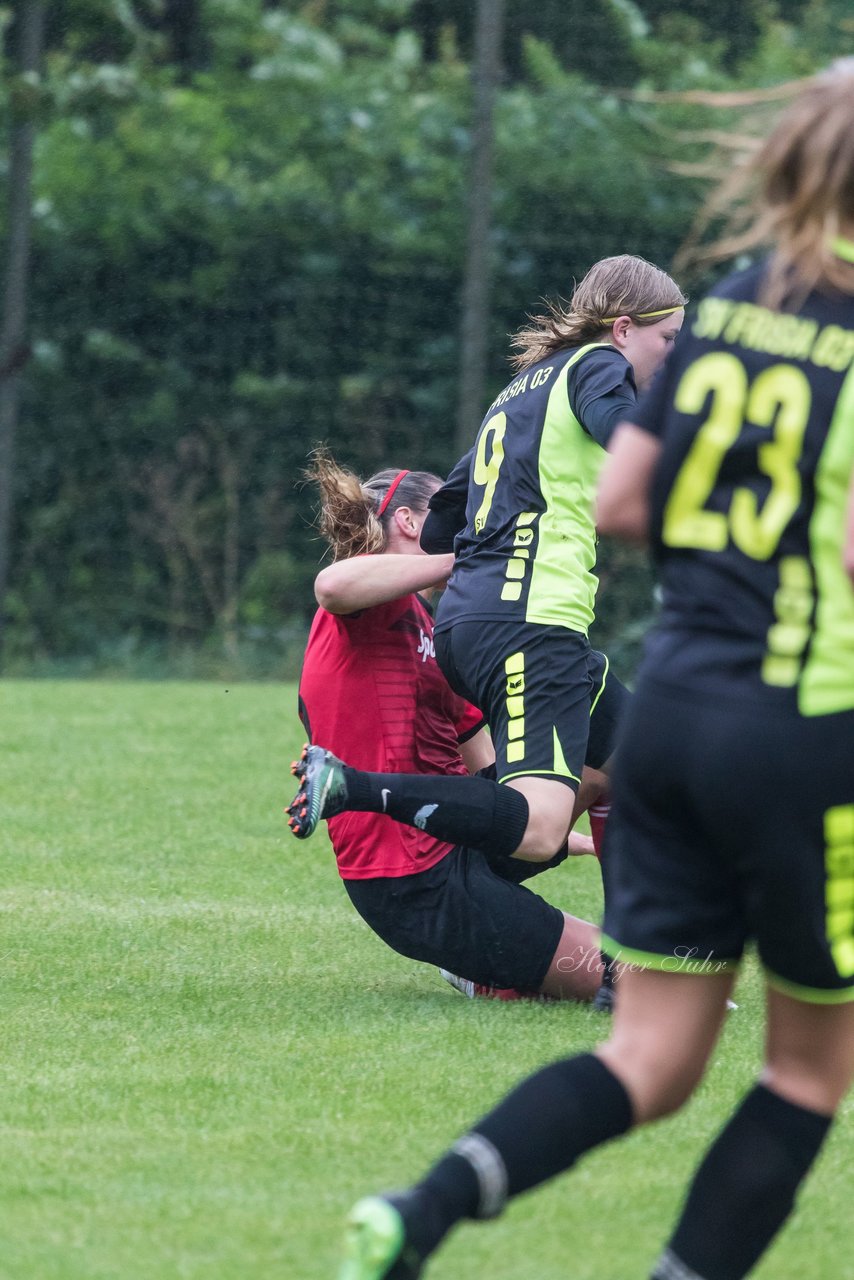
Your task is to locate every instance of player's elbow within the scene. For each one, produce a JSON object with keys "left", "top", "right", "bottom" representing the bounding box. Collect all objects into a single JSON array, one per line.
[{"left": 314, "top": 565, "right": 356, "bottom": 614}]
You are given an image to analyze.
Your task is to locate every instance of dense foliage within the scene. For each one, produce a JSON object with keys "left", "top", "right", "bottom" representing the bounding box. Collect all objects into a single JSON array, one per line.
[{"left": 1, "top": 0, "right": 849, "bottom": 675}]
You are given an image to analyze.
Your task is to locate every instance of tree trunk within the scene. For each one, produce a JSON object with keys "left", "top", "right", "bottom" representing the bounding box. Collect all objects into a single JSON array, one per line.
[
  {"left": 218, "top": 437, "right": 241, "bottom": 663},
  {"left": 163, "top": 0, "right": 207, "bottom": 80},
  {"left": 454, "top": 0, "right": 505, "bottom": 458},
  {"left": 0, "top": 1, "right": 46, "bottom": 660}
]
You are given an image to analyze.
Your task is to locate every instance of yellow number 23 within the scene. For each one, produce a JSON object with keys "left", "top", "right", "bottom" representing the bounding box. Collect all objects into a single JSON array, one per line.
[{"left": 662, "top": 352, "right": 811, "bottom": 561}]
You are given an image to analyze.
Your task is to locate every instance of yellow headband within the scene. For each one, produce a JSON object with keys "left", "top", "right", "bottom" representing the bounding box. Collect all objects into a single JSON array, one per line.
[{"left": 601, "top": 305, "right": 683, "bottom": 324}]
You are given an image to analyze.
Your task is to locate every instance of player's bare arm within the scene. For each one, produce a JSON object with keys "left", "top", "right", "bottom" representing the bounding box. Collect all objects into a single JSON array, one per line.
[
  {"left": 315, "top": 552, "right": 454, "bottom": 615},
  {"left": 457, "top": 727, "right": 495, "bottom": 776},
  {"left": 596, "top": 421, "right": 662, "bottom": 545}
]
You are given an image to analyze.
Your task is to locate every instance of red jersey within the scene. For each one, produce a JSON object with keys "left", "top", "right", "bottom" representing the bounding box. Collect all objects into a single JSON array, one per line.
[{"left": 297, "top": 592, "right": 485, "bottom": 880}]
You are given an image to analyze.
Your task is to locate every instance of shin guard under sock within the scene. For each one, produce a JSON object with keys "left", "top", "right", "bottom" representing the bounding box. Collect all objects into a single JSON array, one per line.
[
  {"left": 404, "top": 1053, "right": 633, "bottom": 1259},
  {"left": 652, "top": 1084, "right": 832, "bottom": 1280},
  {"left": 342, "top": 767, "right": 529, "bottom": 858}
]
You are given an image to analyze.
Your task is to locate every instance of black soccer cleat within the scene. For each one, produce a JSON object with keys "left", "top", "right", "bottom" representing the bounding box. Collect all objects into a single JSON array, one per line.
[
  {"left": 593, "top": 950, "right": 617, "bottom": 1012},
  {"left": 593, "top": 983, "right": 615, "bottom": 1013},
  {"left": 286, "top": 743, "right": 349, "bottom": 838}
]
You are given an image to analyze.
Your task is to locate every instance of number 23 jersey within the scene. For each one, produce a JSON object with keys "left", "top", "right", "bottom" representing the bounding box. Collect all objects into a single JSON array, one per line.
[{"left": 636, "top": 259, "right": 854, "bottom": 716}]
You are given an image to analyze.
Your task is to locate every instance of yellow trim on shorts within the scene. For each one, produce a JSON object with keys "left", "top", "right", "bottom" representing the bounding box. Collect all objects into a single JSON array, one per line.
[
  {"left": 498, "top": 768, "right": 580, "bottom": 786},
  {"left": 764, "top": 968, "right": 854, "bottom": 1005},
  {"left": 589, "top": 652, "right": 609, "bottom": 719},
  {"left": 599, "top": 934, "right": 741, "bottom": 976}
]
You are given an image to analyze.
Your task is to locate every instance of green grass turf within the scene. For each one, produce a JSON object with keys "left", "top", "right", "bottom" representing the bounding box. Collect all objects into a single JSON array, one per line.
[{"left": 0, "top": 679, "right": 851, "bottom": 1279}]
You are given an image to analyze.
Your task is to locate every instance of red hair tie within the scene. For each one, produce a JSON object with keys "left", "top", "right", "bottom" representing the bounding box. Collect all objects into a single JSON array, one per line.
[{"left": 377, "top": 469, "right": 410, "bottom": 517}]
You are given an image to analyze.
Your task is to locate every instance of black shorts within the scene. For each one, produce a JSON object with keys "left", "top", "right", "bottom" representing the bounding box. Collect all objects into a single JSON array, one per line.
[
  {"left": 586, "top": 648, "right": 629, "bottom": 772},
  {"left": 435, "top": 621, "right": 628, "bottom": 787},
  {"left": 343, "top": 846, "right": 566, "bottom": 990},
  {"left": 601, "top": 679, "right": 854, "bottom": 1003}
]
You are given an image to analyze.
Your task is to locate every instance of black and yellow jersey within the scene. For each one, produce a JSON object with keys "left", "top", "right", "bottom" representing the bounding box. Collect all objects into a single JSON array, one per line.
[
  {"left": 636, "top": 259, "right": 854, "bottom": 716},
  {"left": 433, "top": 344, "right": 636, "bottom": 636}
]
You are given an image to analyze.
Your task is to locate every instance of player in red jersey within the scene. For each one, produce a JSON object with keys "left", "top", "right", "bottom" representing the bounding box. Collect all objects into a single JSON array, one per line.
[{"left": 292, "top": 448, "right": 603, "bottom": 1001}]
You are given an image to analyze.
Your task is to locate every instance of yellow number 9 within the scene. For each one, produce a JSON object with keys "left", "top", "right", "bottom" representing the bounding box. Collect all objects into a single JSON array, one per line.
[{"left": 473, "top": 412, "right": 507, "bottom": 535}]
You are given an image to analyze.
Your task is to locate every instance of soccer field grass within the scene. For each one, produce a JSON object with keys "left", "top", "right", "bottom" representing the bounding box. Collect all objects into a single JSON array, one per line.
[{"left": 1, "top": 680, "right": 851, "bottom": 1279}]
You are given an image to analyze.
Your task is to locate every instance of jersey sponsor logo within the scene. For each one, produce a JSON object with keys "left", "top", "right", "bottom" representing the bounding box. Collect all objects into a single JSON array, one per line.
[{"left": 417, "top": 628, "right": 435, "bottom": 662}]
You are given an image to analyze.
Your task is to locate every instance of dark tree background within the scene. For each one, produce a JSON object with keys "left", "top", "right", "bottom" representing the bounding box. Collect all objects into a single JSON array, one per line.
[{"left": 0, "top": 0, "right": 845, "bottom": 678}]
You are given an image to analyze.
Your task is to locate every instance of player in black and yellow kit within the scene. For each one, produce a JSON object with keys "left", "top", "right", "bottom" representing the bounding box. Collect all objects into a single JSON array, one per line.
[
  {"left": 338, "top": 62, "right": 854, "bottom": 1280},
  {"left": 424, "top": 256, "right": 685, "bottom": 859},
  {"left": 289, "top": 256, "right": 685, "bottom": 880}
]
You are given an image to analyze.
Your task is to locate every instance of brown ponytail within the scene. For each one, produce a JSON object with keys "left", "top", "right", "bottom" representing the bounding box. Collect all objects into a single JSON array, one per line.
[
  {"left": 676, "top": 59, "right": 854, "bottom": 309},
  {"left": 305, "top": 447, "right": 442, "bottom": 561}
]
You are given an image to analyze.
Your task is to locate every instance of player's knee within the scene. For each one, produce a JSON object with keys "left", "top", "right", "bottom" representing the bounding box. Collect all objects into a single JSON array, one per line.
[
  {"left": 599, "top": 1042, "right": 702, "bottom": 1123},
  {"left": 522, "top": 840, "right": 567, "bottom": 863},
  {"left": 761, "top": 1059, "right": 852, "bottom": 1115},
  {"left": 521, "top": 829, "right": 571, "bottom": 861},
  {"left": 641, "top": 1069, "right": 699, "bottom": 1121},
  {"left": 516, "top": 806, "right": 573, "bottom": 859}
]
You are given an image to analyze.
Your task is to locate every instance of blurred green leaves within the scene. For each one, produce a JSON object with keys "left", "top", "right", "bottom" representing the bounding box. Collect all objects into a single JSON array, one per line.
[{"left": 4, "top": 0, "right": 849, "bottom": 671}]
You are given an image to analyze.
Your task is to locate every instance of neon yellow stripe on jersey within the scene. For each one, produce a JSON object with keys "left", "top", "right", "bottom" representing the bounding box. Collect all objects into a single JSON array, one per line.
[
  {"left": 800, "top": 362, "right": 854, "bottom": 715},
  {"left": 525, "top": 343, "right": 611, "bottom": 632}
]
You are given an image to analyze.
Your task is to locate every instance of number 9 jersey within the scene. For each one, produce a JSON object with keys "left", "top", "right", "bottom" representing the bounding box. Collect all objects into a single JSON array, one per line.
[
  {"left": 434, "top": 344, "right": 637, "bottom": 641},
  {"left": 638, "top": 259, "right": 854, "bottom": 717}
]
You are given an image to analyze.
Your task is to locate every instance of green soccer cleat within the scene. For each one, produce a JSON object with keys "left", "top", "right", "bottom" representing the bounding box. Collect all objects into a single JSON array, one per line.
[
  {"left": 286, "top": 744, "right": 349, "bottom": 839},
  {"left": 339, "top": 1197, "right": 423, "bottom": 1280}
]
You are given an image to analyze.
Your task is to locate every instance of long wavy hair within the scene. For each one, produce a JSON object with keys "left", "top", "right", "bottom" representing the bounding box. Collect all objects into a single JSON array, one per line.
[
  {"left": 305, "top": 447, "right": 442, "bottom": 562},
  {"left": 509, "top": 255, "right": 687, "bottom": 372},
  {"left": 676, "top": 59, "right": 854, "bottom": 309}
]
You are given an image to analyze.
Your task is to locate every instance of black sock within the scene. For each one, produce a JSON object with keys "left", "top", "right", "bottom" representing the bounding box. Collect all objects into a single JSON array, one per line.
[
  {"left": 342, "top": 768, "right": 529, "bottom": 858},
  {"left": 651, "top": 1084, "right": 832, "bottom": 1280},
  {"left": 399, "top": 1053, "right": 633, "bottom": 1259}
]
